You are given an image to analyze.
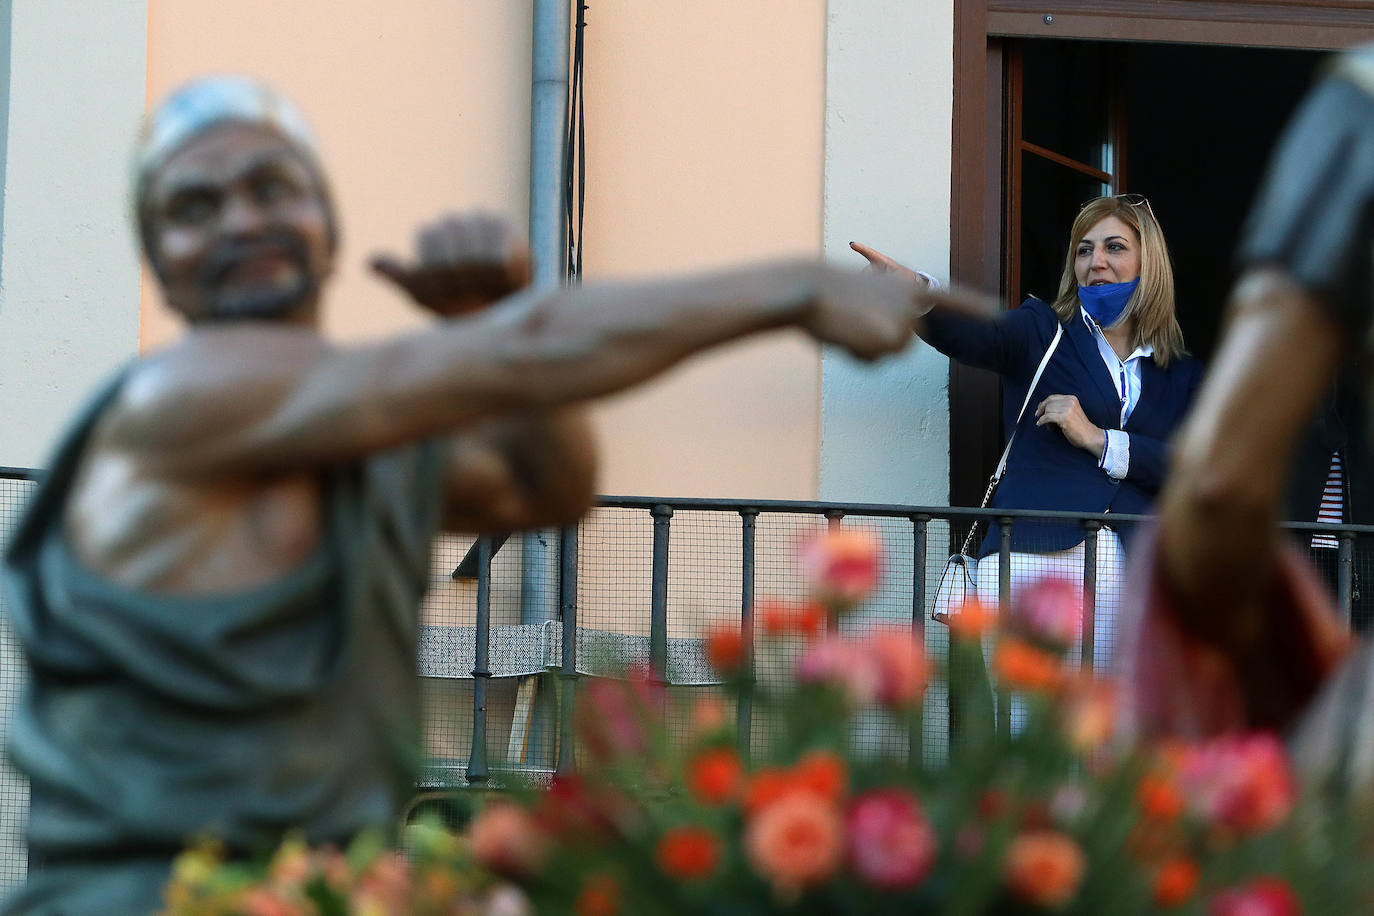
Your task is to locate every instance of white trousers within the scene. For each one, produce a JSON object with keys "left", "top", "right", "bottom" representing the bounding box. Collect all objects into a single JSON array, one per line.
[{"left": 972, "top": 529, "right": 1125, "bottom": 674}]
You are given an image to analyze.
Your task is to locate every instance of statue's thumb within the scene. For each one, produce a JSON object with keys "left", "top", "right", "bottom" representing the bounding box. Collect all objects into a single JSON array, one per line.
[{"left": 368, "top": 255, "right": 413, "bottom": 292}]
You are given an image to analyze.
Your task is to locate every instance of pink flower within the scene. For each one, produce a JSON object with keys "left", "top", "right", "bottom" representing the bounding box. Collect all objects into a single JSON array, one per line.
[
  {"left": 577, "top": 675, "right": 655, "bottom": 761},
  {"left": 796, "top": 636, "right": 879, "bottom": 705},
  {"left": 1208, "top": 877, "right": 1303, "bottom": 916},
  {"left": 1014, "top": 577, "right": 1082, "bottom": 647},
  {"left": 866, "top": 629, "right": 929, "bottom": 708},
  {"left": 469, "top": 802, "right": 550, "bottom": 877},
  {"left": 800, "top": 530, "right": 882, "bottom": 606},
  {"left": 1179, "top": 733, "right": 1296, "bottom": 834},
  {"left": 846, "top": 789, "right": 937, "bottom": 891}
]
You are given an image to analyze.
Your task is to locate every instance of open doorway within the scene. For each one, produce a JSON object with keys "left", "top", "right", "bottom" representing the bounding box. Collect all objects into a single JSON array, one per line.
[{"left": 1008, "top": 39, "right": 1324, "bottom": 362}]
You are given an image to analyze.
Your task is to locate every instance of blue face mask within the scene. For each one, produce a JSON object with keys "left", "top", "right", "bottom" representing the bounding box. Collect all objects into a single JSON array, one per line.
[{"left": 1077, "top": 278, "right": 1139, "bottom": 327}]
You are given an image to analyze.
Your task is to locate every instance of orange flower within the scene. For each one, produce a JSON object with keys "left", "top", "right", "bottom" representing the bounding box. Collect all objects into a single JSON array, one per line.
[
  {"left": 1152, "top": 858, "right": 1200, "bottom": 908},
  {"left": 745, "top": 794, "right": 845, "bottom": 892},
  {"left": 1137, "top": 774, "right": 1186, "bottom": 822},
  {"left": 1060, "top": 674, "right": 1116, "bottom": 750},
  {"left": 575, "top": 874, "right": 621, "bottom": 916},
  {"left": 757, "top": 599, "right": 824, "bottom": 638},
  {"left": 947, "top": 596, "right": 994, "bottom": 639},
  {"left": 1003, "top": 830, "right": 1086, "bottom": 909},
  {"left": 993, "top": 638, "right": 1062, "bottom": 693},
  {"left": 704, "top": 625, "right": 748, "bottom": 675},
  {"left": 689, "top": 696, "right": 730, "bottom": 737},
  {"left": 686, "top": 747, "right": 743, "bottom": 806},
  {"left": 794, "top": 750, "right": 848, "bottom": 803},
  {"left": 656, "top": 825, "right": 720, "bottom": 881}
]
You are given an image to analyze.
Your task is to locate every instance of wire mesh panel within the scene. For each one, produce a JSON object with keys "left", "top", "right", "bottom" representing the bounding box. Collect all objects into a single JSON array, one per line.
[{"left": 0, "top": 475, "right": 36, "bottom": 891}]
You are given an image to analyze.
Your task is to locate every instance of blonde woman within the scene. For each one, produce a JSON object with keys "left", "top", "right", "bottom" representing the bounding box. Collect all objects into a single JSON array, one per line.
[{"left": 854, "top": 196, "right": 1203, "bottom": 670}]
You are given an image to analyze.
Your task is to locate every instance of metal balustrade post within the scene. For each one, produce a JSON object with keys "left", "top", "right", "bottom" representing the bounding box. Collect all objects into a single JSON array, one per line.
[
  {"left": 997, "top": 518, "right": 1013, "bottom": 735},
  {"left": 557, "top": 524, "right": 579, "bottom": 775},
  {"left": 650, "top": 506, "right": 673, "bottom": 688},
  {"left": 1340, "top": 531, "right": 1355, "bottom": 628},
  {"left": 911, "top": 514, "right": 930, "bottom": 634},
  {"left": 738, "top": 508, "right": 758, "bottom": 762},
  {"left": 825, "top": 510, "right": 844, "bottom": 633},
  {"left": 1081, "top": 521, "right": 1099, "bottom": 672},
  {"left": 910, "top": 514, "right": 930, "bottom": 769},
  {"left": 467, "top": 536, "right": 493, "bottom": 785}
]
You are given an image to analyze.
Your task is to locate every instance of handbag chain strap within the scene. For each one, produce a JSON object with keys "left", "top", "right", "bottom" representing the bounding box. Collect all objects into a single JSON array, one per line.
[{"left": 958, "top": 322, "right": 1064, "bottom": 556}]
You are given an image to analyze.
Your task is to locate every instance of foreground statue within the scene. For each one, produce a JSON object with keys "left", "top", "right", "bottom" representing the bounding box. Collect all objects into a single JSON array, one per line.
[
  {"left": 0, "top": 77, "right": 931, "bottom": 914},
  {"left": 1126, "top": 46, "right": 1374, "bottom": 792}
]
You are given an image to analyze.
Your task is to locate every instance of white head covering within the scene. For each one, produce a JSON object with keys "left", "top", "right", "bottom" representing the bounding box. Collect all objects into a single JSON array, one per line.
[{"left": 134, "top": 76, "right": 334, "bottom": 251}]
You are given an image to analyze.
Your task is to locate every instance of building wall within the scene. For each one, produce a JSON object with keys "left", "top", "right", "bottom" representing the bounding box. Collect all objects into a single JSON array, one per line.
[
  {"left": 0, "top": 0, "right": 146, "bottom": 468},
  {"left": 820, "top": 0, "right": 955, "bottom": 506},
  {"left": 143, "top": 0, "right": 832, "bottom": 503}
]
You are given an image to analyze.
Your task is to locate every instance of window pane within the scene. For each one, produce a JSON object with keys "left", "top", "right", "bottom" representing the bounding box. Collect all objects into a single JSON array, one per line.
[
  {"left": 1021, "top": 40, "right": 1112, "bottom": 172},
  {"left": 1018, "top": 153, "right": 1109, "bottom": 305}
]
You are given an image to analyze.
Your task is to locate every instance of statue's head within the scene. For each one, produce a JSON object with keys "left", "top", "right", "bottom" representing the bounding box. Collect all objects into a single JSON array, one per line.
[{"left": 134, "top": 77, "right": 338, "bottom": 325}]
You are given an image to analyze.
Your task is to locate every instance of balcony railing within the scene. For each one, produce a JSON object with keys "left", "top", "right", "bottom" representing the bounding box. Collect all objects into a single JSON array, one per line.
[{"left": 2, "top": 467, "right": 1373, "bottom": 889}]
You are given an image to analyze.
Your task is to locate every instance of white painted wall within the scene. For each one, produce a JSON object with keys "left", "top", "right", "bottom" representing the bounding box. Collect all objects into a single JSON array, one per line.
[
  {"left": 0, "top": 0, "right": 147, "bottom": 469},
  {"left": 820, "top": 0, "right": 954, "bottom": 506}
]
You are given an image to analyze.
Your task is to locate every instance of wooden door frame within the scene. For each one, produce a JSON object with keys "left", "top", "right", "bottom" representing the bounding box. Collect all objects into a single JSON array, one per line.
[{"left": 946, "top": 0, "right": 1374, "bottom": 508}]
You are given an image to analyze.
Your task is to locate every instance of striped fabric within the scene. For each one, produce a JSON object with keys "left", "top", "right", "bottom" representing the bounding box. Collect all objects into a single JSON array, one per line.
[{"left": 1312, "top": 450, "right": 1344, "bottom": 549}]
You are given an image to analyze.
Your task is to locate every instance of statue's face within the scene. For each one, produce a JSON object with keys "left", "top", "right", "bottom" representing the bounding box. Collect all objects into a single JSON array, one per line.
[{"left": 145, "top": 122, "right": 334, "bottom": 324}]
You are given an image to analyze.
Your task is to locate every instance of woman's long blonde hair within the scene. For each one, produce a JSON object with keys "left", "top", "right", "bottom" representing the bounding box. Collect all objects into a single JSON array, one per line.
[{"left": 1051, "top": 195, "right": 1185, "bottom": 366}]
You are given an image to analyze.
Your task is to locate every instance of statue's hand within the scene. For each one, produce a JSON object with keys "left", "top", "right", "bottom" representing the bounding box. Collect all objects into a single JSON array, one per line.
[{"left": 370, "top": 211, "right": 533, "bottom": 317}]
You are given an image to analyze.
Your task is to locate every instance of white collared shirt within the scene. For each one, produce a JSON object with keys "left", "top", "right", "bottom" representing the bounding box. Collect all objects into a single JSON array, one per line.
[{"left": 1081, "top": 309, "right": 1153, "bottom": 480}]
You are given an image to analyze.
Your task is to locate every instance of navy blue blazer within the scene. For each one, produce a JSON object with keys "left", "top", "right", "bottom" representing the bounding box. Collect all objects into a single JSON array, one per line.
[{"left": 923, "top": 298, "right": 1203, "bottom": 558}]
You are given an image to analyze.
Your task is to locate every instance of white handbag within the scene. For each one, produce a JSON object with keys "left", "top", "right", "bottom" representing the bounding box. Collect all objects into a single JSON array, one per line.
[{"left": 932, "top": 323, "right": 1063, "bottom": 624}]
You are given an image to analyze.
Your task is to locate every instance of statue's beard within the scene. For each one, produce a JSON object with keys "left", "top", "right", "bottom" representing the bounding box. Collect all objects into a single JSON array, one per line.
[{"left": 197, "top": 230, "right": 318, "bottom": 321}]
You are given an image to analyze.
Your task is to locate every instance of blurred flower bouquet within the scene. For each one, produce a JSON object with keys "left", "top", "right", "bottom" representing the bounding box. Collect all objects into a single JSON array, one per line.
[{"left": 166, "top": 530, "right": 1374, "bottom": 914}]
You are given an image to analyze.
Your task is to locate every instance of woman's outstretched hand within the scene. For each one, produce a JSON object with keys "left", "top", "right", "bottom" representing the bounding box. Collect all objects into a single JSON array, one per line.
[
  {"left": 848, "top": 242, "right": 926, "bottom": 287},
  {"left": 1035, "top": 394, "right": 1107, "bottom": 456}
]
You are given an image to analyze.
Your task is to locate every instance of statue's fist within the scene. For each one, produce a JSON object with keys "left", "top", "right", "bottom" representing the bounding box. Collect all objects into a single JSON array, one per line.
[{"left": 371, "top": 212, "right": 532, "bottom": 317}]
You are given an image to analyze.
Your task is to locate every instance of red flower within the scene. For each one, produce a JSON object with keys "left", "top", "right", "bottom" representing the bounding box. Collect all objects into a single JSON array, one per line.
[
  {"left": 800, "top": 529, "right": 882, "bottom": 605},
  {"left": 1136, "top": 773, "right": 1186, "bottom": 822},
  {"left": 686, "top": 747, "right": 743, "bottom": 806},
  {"left": 704, "top": 625, "right": 748, "bottom": 675},
  {"left": 794, "top": 750, "right": 848, "bottom": 803},
  {"left": 757, "top": 599, "right": 825, "bottom": 638},
  {"left": 1003, "top": 830, "right": 1086, "bottom": 909},
  {"left": 1179, "top": 733, "right": 1296, "bottom": 834},
  {"left": 846, "top": 789, "right": 937, "bottom": 891},
  {"left": 575, "top": 874, "right": 621, "bottom": 916},
  {"left": 656, "top": 825, "right": 720, "bottom": 881},
  {"left": 1153, "top": 858, "right": 1200, "bottom": 909},
  {"left": 1208, "top": 877, "right": 1303, "bottom": 916}
]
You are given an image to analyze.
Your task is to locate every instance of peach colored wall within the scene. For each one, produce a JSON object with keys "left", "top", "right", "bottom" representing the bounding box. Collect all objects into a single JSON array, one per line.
[
  {"left": 579, "top": 0, "right": 827, "bottom": 500},
  {"left": 141, "top": 0, "right": 826, "bottom": 502},
  {"left": 141, "top": 1, "right": 534, "bottom": 350}
]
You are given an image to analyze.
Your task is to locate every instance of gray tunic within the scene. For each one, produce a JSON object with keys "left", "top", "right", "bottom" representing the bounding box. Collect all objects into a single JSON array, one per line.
[{"left": 1, "top": 370, "right": 446, "bottom": 914}]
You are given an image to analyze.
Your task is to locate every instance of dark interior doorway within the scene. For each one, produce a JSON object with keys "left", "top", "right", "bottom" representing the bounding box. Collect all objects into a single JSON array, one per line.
[{"left": 1012, "top": 39, "right": 1324, "bottom": 363}]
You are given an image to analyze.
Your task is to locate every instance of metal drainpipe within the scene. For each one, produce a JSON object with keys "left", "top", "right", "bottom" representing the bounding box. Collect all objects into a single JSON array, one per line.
[{"left": 521, "top": 0, "right": 572, "bottom": 762}]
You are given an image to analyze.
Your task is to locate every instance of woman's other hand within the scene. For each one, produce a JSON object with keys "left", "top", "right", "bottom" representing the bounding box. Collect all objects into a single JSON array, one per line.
[{"left": 1035, "top": 394, "right": 1107, "bottom": 456}]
